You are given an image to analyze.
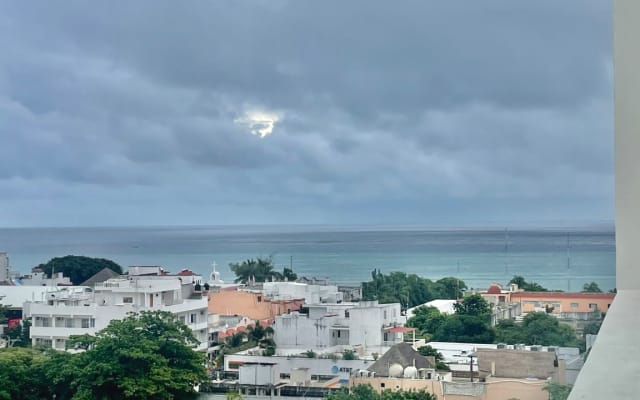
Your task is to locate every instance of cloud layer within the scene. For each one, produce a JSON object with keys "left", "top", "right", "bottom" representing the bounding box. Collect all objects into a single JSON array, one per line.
[{"left": 0, "top": 1, "right": 613, "bottom": 227}]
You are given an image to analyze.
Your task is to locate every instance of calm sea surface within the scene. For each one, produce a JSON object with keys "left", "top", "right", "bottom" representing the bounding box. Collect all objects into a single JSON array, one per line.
[{"left": 0, "top": 225, "right": 616, "bottom": 291}]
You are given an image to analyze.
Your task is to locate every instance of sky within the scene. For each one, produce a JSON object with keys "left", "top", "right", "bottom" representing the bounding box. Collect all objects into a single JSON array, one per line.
[{"left": 0, "top": 1, "right": 613, "bottom": 228}]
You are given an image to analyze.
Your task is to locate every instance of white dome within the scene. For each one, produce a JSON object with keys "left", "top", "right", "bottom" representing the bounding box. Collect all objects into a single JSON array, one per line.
[
  {"left": 388, "top": 363, "right": 404, "bottom": 378},
  {"left": 403, "top": 366, "right": 418, "bottom": 379}
]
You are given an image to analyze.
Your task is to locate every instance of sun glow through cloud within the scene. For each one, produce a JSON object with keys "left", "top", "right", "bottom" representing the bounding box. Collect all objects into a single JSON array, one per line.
[{"left": 234, "top": 110, "right": 280, "bottom": 138}]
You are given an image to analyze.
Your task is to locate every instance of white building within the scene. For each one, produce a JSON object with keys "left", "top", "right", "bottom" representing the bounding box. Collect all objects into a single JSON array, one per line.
[
  {"left": 274, "top": 301, "right": 405, "bottom": 353},
  {"left": 262, "top": 281, "right": 343, "bottom": 304},
  {"left": 17, "top": 269, "right": 73, "bottom": 287},
  {"left": 24, "top": 275, "right": 209, "bottom": 351},
  {"left": 226, "top": 353, "right": 371, "bottom": 382}
]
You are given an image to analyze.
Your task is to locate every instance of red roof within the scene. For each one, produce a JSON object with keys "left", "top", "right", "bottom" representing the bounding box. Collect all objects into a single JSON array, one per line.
[
  {"left": 177, "top": 269, "right": 195, "bottom": 276},
  {"left": 511, "top": 292, "right": 615, "bottom": 299},
  {"left": 487, "top": 284, "right": 502, "bottom": 294}
]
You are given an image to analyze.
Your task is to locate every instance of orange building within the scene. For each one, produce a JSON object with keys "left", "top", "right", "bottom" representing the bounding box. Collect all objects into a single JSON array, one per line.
[
  {"left": 510, "top": 292, "right": 615, "bottom": 315},
  {"left": 208, "top": 289, "right": 304, "bottom": 321}
]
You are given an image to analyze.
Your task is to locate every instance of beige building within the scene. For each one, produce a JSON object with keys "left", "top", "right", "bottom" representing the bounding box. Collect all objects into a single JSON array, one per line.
[
  {"left": 208, "top": 289, "right": 304, "bottom": 321},
  {"left": 349, "top": 376, "right": 548, "bottom": 400}
]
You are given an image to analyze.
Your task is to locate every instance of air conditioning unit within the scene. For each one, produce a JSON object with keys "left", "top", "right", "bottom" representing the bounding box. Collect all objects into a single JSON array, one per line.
[
  {"left": 547, "top": 346, "right": 556, "bottom": 352},
  {"left": 496, "top": 343, "right": 506, "bottom": 349},
  {"left": 530, "top": 345, "right": 541, "bottom": 352}
]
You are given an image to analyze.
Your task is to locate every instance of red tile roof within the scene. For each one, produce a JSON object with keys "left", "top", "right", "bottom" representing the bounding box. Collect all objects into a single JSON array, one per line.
[{"left": 487, "top": 284, "right": 502, "bottom": 294}]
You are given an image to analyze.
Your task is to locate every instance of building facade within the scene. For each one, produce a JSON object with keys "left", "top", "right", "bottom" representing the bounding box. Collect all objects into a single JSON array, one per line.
[
  {"left": 274, "top": 301, "right": 405, "bottom": 352},
  {"left": 24, "top": 275, "right": 209, "bottom": 351},
  {"left": 208, "top": 289, "right": 304, "bottom": 321}
]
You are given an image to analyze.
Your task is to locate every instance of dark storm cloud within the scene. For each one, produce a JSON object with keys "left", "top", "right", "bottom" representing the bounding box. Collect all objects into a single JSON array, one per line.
[{"left": 0, "top": 1, "right": 613, "bottom": 226}]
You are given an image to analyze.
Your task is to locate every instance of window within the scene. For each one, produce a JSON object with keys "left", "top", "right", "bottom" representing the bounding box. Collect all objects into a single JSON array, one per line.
[
  {"left": 337, "top": 331, "right": 341, "bottom": 338},
  {"left": 81, "top": 318, "right": 95, "bottom": 328},
  {"left": 384, "top": 310, "right": 387, "bottom": 319},
  {"left": 123, "top": 297, "right": 133, "bottom": 304},
  {"left": 345, "top": 310, "right": 350, "bottom": 318},
  {"left": 589, "top": 303, "right": 598, "bottom": 310},
  {"left": 380, "top": 383, "right": 386, "bottom": 388},
  {"left": 571, "top": 303, "right": 579, "bottom": 308},
  {"left": 65, "top": 318, "right": 74, "bottom": 328},
  {"left": 190, "top": 313, "right": 197, "bottom": 324},
  {"left": 257, "top": 296, "right": 262, "bottom": 302},
  {"left": 41, "top": 317, "right": 51, "bottom": 327}
]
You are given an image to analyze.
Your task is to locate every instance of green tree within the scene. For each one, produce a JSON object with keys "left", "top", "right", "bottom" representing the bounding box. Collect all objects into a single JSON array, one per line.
[
  {"left": 494, "top": 319, "right": 525, "bottom": 344},
  {"left": 229, "top": 257, "right": 282, "bottom": 284},
  {"left": 69, "top": 311, "right": 207, "bottom": 400},
  {"left": 434, "top": 277, "right": 467, "bottom": 299},
  {"left": 521, "top": 312, "right": 577, "bottom": 347},
  {"left": 543, "top": 382, "right": 572, "bottom": 400},
  {"left": 247, "top": 321, "right": 266, "bottom": 342},
  {"left": 433, "top": 315, "right": 496, "bottom": 343},
  {"left": 342, "top": 349, "right": 358, "bottom": 360},
  {"left": 362, "top": 269, "right": 462, "bottom": 309},
  {"left": 37, "top": 255, "right": 123, "bottom": 285},
  {"left": 509, "top": 275, "right": 548, "bottom": 292},
  {"left": 2, "top": 319, "right": 31, "bottom": 347},
  {"left": 282, "top": 267, "right": 298, "bottom": 281},
  {"left": 454, "top": 294, "right": 491, "bottom": 322},
  {"left": 406, "top": 306, "right": 446, "bottom": 336},
  {"left": 226, "top": 332, "right": 246, "bottom": 349},
  {"left": 583, "top": 321, "right": 602, "bottom": 336},
  {"left": 582, "top": 281, "right": 603, "bottom": 293},
  {"left": 418, "top": 345, "right": 449, "bottom": 370},
  {"left": 0, "top": 347, "right": 49, "bottom": 400}
]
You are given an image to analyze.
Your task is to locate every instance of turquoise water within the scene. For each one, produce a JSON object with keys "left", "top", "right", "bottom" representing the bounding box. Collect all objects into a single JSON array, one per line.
[{"left": 0, "top": 225, "right": 616, "bottom": 291}]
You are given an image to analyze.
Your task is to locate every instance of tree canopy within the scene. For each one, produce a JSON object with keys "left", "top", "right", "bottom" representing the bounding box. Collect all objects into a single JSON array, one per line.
[
  {"left": 453, "top": 294, "right": 491, "bottom": 322},
  {"left": 582, "top": 281, "right": 603, "bottom": 293},
  {"left": 229, "top": 257, "right": 297, "bottom": 284},
  {"left": 508, "top": 275, "right": 548, "bottom": 292},
  {"left": 495, "top": 312, "right": 581, "bottom": 348},
  {"left": 68, "top": 311, "right": 207, "bottom": 399},
  {"left": 0, "top": 347, "right": 48, "bottom": 400},
  {"left": 362, "top": 270, "right": 467, "bottom": 309},
  {"left": 37, "top": 255, "right": 123, "bottom": 285},
  {"left": 0, "top": 311, "right": 207, "bottom": 400}
]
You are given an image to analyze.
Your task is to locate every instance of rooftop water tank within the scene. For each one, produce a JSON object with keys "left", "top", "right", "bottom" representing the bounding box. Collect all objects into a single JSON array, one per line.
[
  {"left": 389, "top": 363, "right": 404, "bottom": 378},
  {"left": 403, "top": 366, "right": 418, "bottom": 379}
]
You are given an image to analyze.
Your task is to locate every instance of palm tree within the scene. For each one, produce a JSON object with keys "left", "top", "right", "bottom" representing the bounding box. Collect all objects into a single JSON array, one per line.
[
  {"left": 229, "top": 257, "right": 281, "bottom": 284},
  {"left": 247, "top": 321, "right": 266, "bottom": 342}
]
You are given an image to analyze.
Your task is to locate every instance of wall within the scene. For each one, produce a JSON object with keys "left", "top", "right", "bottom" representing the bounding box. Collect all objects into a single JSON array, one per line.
[
  {"left": 349, "top": 377, "right": 547, "bottom": 400},
  {"left": 350, "top": 376, "right": 443, "bottom": 397},
  {"left": 208, "top": 290, "right": 303, "bottom": 321},
  {"left": 484, "top": 378, "right": 548, "bottom": 400},
  {"left": 511, "top": 293, "right": 614, "bottom": 314},
  {"left": 274, "top": 312, "right": 332, "bottom": 348},
  {"left": 225, "top": 354, "right": 370, "bottom": 381},
  {"left": 476, "top": 349, "right": 557, "bottom": 380},
  {"left": 615, "top": 0, "right": 640, "bottom": 292}
]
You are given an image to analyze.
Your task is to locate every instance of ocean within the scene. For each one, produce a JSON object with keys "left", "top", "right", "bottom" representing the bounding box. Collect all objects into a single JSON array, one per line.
[{"left": 0, "top": 225, "right": 616, "bottom": 291}]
